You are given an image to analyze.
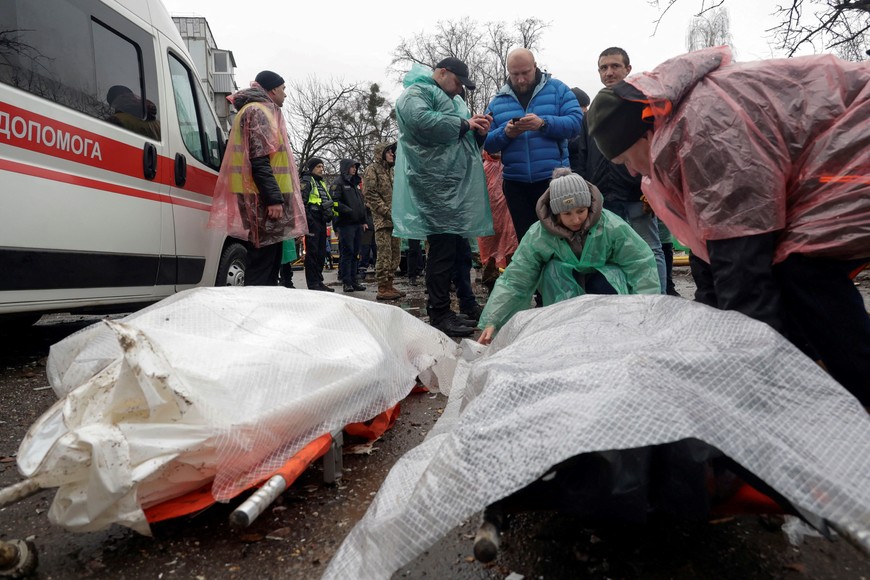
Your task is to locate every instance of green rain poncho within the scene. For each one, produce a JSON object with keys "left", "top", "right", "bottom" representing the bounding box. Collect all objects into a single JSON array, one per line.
[
  {"left": 392, "top": 64, "right": 493, "bottom": 238},
  {"left": 479, "top": 182, "right": 660, "bottom": 331}
]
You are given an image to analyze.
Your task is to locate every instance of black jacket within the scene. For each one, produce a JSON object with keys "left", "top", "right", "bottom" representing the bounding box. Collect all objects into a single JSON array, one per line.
[
  {"left": 299, "top": 170, "right": 333, "bottom": 226},
  {"left": 570, "top": 116, "right": 643, "bottom": 205},
  {"left": 331, "top": 158, "right": 367, "bottom": 227}
]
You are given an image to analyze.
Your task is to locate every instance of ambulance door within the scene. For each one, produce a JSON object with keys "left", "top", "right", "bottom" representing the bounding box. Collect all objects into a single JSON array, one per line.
[{"left": 159, "top": 36, "right": 226, "bottom": 291}]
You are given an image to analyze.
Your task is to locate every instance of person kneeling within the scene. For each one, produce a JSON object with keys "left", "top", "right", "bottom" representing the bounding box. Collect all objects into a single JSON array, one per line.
[{"left": 478, "top": 167, "right": 660, "bottom": 344}]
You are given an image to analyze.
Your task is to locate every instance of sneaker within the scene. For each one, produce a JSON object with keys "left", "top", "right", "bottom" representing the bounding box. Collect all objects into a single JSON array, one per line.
[
  {"left": 343, "top": 283, "right": 355, "bottom": 293},
  {"left": 433, "top": 313, "right": 476, "bottom": 337},
  {"left": 352, "top": 282, "right": 367, "bottom": 291}
]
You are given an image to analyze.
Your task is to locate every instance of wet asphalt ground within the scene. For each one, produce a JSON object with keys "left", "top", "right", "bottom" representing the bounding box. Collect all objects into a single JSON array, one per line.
[{"left": 1, "top": 264, "right": 869, "bottom": 579}]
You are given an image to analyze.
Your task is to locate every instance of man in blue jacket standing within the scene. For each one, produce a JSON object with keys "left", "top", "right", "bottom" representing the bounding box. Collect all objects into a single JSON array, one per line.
[{"left": 484, "top": 48, "right": 583, "bottom": 242}]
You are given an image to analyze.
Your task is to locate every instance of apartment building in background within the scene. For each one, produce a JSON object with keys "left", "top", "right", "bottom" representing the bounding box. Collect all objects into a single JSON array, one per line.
[{"left": 171, "top": 15, "right": 237, "bottom": 132}]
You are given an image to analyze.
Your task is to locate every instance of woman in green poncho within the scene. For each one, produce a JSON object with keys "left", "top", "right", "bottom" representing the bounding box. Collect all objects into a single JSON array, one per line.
[{"left": 478, "top": 167, "right": 660, "bottom": 344}]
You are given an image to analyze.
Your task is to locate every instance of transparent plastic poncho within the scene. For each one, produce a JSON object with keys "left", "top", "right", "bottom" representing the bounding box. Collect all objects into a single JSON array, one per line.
[
  {"left": 477, "top": 152, "right": 518, "bottom": 269},
  {"left": 208, "top": 85, "right": 306, "bottom": 248},
  {"left": 16, "top": 287, "right": 458, "bottom": 534},
  {"left": 620, "top": 46, "right": 870, "bottom": 264},
  {"left": 391, "top": 64, "right": 494, "bottom": 238}
]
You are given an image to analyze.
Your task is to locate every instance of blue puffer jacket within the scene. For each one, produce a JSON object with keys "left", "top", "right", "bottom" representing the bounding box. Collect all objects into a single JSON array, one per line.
[{"left": 484, "top": 72, "right": 583, "bottom": 183}]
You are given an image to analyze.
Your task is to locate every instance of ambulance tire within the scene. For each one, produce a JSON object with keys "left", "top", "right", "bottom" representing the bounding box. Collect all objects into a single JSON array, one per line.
[
  {"left": 216, "top": 242, "right": 248, "bottom": 286},
  {"left": 1, "top": 313, "right": 42, "bottom": 333}
]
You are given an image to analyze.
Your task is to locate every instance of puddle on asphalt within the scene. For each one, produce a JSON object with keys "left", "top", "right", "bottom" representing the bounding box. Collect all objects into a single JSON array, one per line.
[{"left": 398, "top": 296, "right": 426, "bottom": 317}]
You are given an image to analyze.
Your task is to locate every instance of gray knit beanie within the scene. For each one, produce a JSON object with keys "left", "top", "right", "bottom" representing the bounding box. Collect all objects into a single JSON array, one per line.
[{"left": 548, "top": 167, "right": 591, "bottom": 214}]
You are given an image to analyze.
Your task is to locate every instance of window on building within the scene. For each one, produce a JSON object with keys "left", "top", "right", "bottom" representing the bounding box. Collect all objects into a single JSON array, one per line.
[{"left": 214, "top": 52, "right": 229, "bottom": 74}]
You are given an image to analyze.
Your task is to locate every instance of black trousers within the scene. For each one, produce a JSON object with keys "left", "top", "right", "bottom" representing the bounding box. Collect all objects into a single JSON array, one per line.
[
  {"left": 662, "top": 242, "right": 678, "bottom": 296},
  {"left": 451, "top": 237, "right": 477, "bottom": 311},
  {"left": 426, "top": 232, "right": 464, "bottom": 323},
  {"left": 246, "top": 241, "right": 282, "bottom": 286},
  {"left": 775, "top": 254, "right": 870, "bottom": 405},
  {"left": 304, "top": 218, "right": 328, "bottom": 288},
  {"left": 692, "top": 233, "right": 870, "bottom": 405},
  {"left": 502, "top": 178, "right": 550, "bottom": 242},
  {"left": 407, "top": 239, "right": 424, "bottom": 277}
]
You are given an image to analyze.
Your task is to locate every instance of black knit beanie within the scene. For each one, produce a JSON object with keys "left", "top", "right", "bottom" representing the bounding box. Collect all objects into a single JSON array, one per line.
[
  {"left": 587, "top": 87, "right": 650, "bottom": 160},
  {"left": 255, "top": 70, "right": 285, "bottom": 92},
  {"left": 571, "top": 87, "right": 590, "bottom": 108},
  {"left": 306, "top": 157, "right": 324, "bottom": 172}
]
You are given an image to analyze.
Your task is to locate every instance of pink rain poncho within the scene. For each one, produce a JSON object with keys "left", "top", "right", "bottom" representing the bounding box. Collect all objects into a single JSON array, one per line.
[
  {"left": 209, "top": 85, "right": 306, "bottom": 248},
  {"left": 619, "top": 47, "right": 870, "bottom": 264},
  {"left": 477, "top": 152, "right": 518, "bottom": 269}
]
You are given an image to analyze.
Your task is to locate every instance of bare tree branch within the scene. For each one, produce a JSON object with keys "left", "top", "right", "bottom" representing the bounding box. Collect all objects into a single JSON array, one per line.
[
  {"left": 389, "top": 18, "right": 550, "bottom": 115},
  {"left": 651, "top": 0, "right": 724, "bottom": 35},
  {"left": 285, "top": 77, "right": 360, "bottom": 170},
  {"left": 686, "top": 6, "right": 734, "bottom": 52},
  {"left": 651, "top": 0, "right": 870, "bottom": 60}
]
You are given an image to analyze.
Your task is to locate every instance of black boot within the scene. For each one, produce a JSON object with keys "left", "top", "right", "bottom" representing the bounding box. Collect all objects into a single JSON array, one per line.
[{"left": 432, "top": 313, "right": 475, "bottom": 337}]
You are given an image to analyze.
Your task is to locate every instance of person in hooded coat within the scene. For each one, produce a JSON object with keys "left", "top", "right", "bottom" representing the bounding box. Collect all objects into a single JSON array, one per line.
[
  {"left": 586, "top": 46, "right": 870, "bottom": 406},
  {"left": 208, "top": 70, "right": 306, "bottom": 286},
  {"left": 477, "top": 168, "right": 660, "bottom": 344},
  {"left": 392, "top": 57, "right": 494, "bottom": 337},
  {"left": 364, "top": 141, "right": 405, "bottom": 300},
  {"left": 331, "top": 158, "right": 368, "bottom": 293}
]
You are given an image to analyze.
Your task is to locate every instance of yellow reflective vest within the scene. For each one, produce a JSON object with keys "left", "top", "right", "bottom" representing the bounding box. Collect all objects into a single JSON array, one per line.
[
  {"left": 227, "top": 102, "right": 292, "bottom": 194},
  {"left": 306, "top": 176, "right": 337, "bottom": 218}
]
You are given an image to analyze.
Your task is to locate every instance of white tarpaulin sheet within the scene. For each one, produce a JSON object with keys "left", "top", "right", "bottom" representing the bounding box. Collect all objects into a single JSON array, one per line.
[
  {"left": 324, "top": 295, "right": 870, "bottom": 579},
  {"left": 16, "top": 287, "right": 458, "bottom": 535}
]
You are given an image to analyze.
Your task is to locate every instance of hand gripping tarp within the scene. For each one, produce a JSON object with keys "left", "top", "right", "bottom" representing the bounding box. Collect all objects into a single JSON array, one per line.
[
  {"left": 15, "top": 287, "right": 458, "bottom": 535},
  {"left": 324, "top": 295, "right": 870, "bottom": 578}
]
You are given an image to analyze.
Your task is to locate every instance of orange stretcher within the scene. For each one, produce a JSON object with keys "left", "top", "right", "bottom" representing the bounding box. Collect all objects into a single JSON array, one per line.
[{"left": 143, "top": 404, "right": 400, "bottom": 525}]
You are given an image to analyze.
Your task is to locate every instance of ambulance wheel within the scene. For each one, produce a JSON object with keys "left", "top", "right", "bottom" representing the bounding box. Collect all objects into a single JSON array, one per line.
[{"left": 216, "top": 242, "right": 247, "bottom": 286}]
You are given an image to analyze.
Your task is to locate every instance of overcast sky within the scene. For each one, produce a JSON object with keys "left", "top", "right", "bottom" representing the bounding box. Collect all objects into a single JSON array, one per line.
[{"left": 162, "top": 0, "right": 797, "bottom": 102}]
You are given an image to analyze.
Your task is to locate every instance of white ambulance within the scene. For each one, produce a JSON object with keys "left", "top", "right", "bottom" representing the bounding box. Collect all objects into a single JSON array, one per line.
[{"left": 0, "top": 0, "right": 248, "bottom": 324}]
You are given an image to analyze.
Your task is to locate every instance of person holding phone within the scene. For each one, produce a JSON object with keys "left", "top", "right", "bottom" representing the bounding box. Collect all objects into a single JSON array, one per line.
[
  {"left": 484, "top": 48, "right": 583, "bottom": 244},
  {"left": 392, "top": 57, "right": 495, "bottom": 337}
]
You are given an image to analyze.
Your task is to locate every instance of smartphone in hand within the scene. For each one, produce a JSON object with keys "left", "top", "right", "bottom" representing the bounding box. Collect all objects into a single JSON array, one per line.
[{"left": 511, "top": 117, "right": 522, "bottom": 123}]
